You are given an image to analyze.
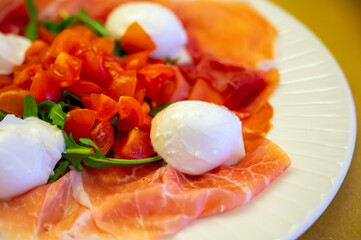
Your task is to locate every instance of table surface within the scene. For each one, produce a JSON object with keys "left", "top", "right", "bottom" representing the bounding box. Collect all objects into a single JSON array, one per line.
[{"left": 268, "top": 0, "right": 361, "bottom": 239}]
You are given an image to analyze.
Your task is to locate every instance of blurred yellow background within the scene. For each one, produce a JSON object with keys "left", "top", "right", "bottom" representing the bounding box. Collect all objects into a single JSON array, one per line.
[{"left": 269, "top": 0, "right": 361, "bottom": 239}]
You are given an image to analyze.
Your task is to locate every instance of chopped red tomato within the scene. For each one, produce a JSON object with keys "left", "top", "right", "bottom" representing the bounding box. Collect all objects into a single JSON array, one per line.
[
  {"left": 48, "top": 52, "right": 83, "bottom": 87},
  {"left": 78, "top": 50, "right": 107, "bottom": 84},
  {"left": 106, "top": 69, "right": 137, "bottom": 100},
  {"left": 84, "top": 120, "right": 114, "bottom": 155},
  {"left": 29, "top": 70, "right": 62, "bottom": 103},
  {"left": 117, "top": 96, "right": 145, "bottom": 131},
  {"left": 0, "top": 89, "right": 29, "bottom": 117},
  {"left": 24, "top": 40, "right": 50, "bottom": 64},
  {"left": 63, "top": 109, "right": 97, "bottom": 142},
  {"left": 189, "top": 78, "right": 224, "bottom": 105},
  {"left": 122, "top": 51, "right": 150, "bottom": 70},
  {"left": 13, "top": 64, "right": 41, "bottom": 89},
  {"left": 0, "top": 75, "right": 12, "bottom": 89},
  {"left": 113, "top": 128, "right": 154, "bottom": 159},
  {"left": 91, "top": 37, "right": 115, "bottom": 55},
  {"left": 37, "top": 24, "right": 56, "bottom": 44},
  {"left": 120, "top": 22, "right": 156, "bottom": 53},
  {"left": 67, "top": 80, "right": 103, "bottom": 96},
  {"left": 81, "top": 93, "right": 118, "bottom": 122},
  {"left": 49, "top": 29, "right": 91, "bottom": 57}
]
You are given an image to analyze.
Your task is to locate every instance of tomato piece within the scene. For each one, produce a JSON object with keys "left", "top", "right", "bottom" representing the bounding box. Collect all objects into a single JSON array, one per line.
[
  {"left": 38, "top": 24, "right": 56, "bottom": 44},
  {"left": 67, "top": 80, "right": 103, "bottom": 96},
  {"left": 189, "top": 78, "right": 224, "bottom": 105},
  {"left": 29, "top": 70, "right": 62, "bottom": 103},
  {"left": 84, "top": 120, "right": 114, "bottom": 155},
  {"left": 122, "top": 51, "right": 150, "bottom": 70},
  {"left": 49, "top": 29, "right": 91, "bottom": 57},
  {"left": 113, "top": 128, "right": 154, "bottom": 159},
  {"left": 67, "top": 25, "right": 96, "bottom": 40},
  {"left": 0, "top": 75, "right": 12, "bottom": 89},
  {"left": 13, "top": 64, "right": 41, "bottom": 89},
  {"left": 139, "top": 114, "right": 153, "bottom": 132},
  {"left": 134, "top": 88, "right": 146, "bottom": 104},
  {"left": 106, "top": 69, "right": 137, "bottom": 100},
  {"left": 63, "top": 109, "right": 97, "bottom": 142},
  {"left": 159, "top": 66, "right": 190, "bottom": 103},
  {"left": 120, "top": 22, "right": 156, "bottom": 53},
  {"left": 78, "top": 50, "right": 107, "bottom": 84},
  {"left": 48, "top": 52, "right": 83, "bottom": 87},
  {"left": 81, "top": 93, "right": 118, "bottom": 122},
  {"left": 0, "top": 89, "right": 29, "bottom": 117},
  {"left": 91, "top": 37, "right": 114, "bottom": 55},
  {"left": 117, "top": 96, "right": 144, "bottom": 131},
  {"left": 24, "top": 40, "right": 50, "bottom": 64}
]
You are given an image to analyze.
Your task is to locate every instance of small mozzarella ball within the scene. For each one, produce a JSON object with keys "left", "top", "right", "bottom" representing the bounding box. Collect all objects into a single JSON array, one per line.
[
  {"left": 150, "top": 101, "right": 245, "bottom": 175},
  {"left": 0, "top": 115, "right": 65, "bottom": 200},
  {"left": 0, "top": 33, "right": 31, "bottom": 74},
  {"left": 105, "top": 2, "right": 188, "bottom": 58}
]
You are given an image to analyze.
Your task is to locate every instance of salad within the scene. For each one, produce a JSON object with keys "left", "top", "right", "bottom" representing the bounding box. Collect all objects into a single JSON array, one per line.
[{"left": 0, "top": 0, "right": 290, "bottom": 239}]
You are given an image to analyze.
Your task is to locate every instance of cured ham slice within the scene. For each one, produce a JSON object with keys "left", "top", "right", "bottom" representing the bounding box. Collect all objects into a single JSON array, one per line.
[{"left": 0, "top": 138, "right": 290, "bottom": 240}]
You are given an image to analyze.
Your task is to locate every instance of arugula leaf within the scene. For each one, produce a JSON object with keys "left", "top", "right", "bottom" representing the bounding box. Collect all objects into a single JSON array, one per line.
[
  {"left": 113, "top": 40, "right": 125, "bottom": 57},
  {"left": 149, "top": 102, "right": 171, "bottom": 116},
  {"left": 41, "top": 16, "right": 77, "bottom": 34},
  {"left": 75, "top": 9, "right": 111, "bottom": 37},
  {"left": 0, "top": 110, "right": 9, "bottom": 121},
  {"left": 23, "top": 94, "right": 38, "bottom": 119},
  {"left": 24, "top": 0, "right": 38, "bottom": 41},
  {"left": 62, "top": 133, "right": 93, "bottom": 171},
  {"left": 37, "top": 101, "right": 67, "bottom": 129},
  {"left": 47, "top": 160, "right": 70, "bottom": 184},
  {"left": 49, "top": 102, "right": 66, "bottom": 129},
  {"left": 165, "top": 58, "right": 179, "bottom": 65}
]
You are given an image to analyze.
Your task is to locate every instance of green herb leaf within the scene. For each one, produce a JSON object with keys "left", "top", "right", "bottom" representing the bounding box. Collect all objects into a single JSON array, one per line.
[
  {"left": 23, "top": 94, "right": 38, "bottom": 119},
  {"left": 113, "top": 40, "right": 125, "bottom": 57},
  {"left": 47, "top": 160, "right": 70, "bottom": 184},
  {"left": 75, "top": 10, "right": 111, "bottom": 37},
  {"left": 41, "top": 16, "right": 77, "bottom": 34},
  {"left": 24, "top": 0, "right": 38, "bottom": 41},
  {"left": 49, "top": 102, "right": 66, "bottom": 129},
  {"left": 0, "top": 110, "right": 9, "bottom": 121},
  {"left": 62, "top": 133, "right": 93, "bottom": 171},
  {"left": 165, "top": 58, "right": 179, "bottom": 65},
  {"left": 149, "top": 102, "right": 171, "bottom": 116}
]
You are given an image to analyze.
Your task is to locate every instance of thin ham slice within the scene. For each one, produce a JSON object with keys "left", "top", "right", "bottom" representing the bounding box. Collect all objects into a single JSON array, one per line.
[{"left": 0, "top": 138, "right": 290, "bottom": 240}]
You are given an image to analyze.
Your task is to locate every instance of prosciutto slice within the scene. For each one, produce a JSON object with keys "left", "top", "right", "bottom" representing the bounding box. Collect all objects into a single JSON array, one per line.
[{"left": 0, "top": 138, "right": 290, "bottom": 240}]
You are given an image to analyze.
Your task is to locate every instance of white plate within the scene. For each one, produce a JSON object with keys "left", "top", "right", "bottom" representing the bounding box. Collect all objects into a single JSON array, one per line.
[{"left": 168, "top": 0, "right": 357, "bottom": 239}]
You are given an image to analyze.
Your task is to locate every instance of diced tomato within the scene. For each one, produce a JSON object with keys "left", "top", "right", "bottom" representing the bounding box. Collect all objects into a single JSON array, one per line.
[
  {"left": 134, "top": 88, "right": 146, "bottom": 104},
  {"left": 63, "top": 109, "right": 97, "bottom": 142},
  {"left": 139, "top": 114, "right": 153, "bottom": 132},
  {"left": 0, "top": 89, "right": 29, "bottom": 117},
  {"left": 67, "top": 25, "right": 96, "bottom": 40},
  {"left": 29, "top": 70, "right": 62, "bottom": 103},
  {"left": 113, "top": 128, "right": 154, "bottom": 159},
  {"left": 120, "top": 22, "right": 156, "bottom": 53},
  {"left": 49, "top": 29, "right": 91, "bottom": 57},
  {"left": 81, "top": 93, "right": 118, "bottom": 122},
  {"left": 78, "top": 50, "right": 107, "bottom": 84},
  {"left": 106, "top": 69, "right": 137, "bottom": 100},
  {"left": 0, "top": 75, "right": 12, "bottom": 89},
  {"left": 158, "top": 66, "right": 190, "bottom": 103},
  {"left": 117, "top": 96, "right": 144, "bottom": 131},
  {"left": 67, "top": 80, "right": 103, "bottom": 96},
  {"left": 48, "top": 52, "right": 83, "bottom": 87},
  {"left": 13, "top": 64, "right": 41, "bottom": 89},
  {"left": 189, "top": 78, "right": 224, "bottom": 105},
  {"left": 84, "top": 120, "right": 114, "bottom": 155},
  {"left": 37, "top": 24, "right": 56, "bottom": 44},
  {"left": 24, "top": 40, "right": 50, "bottom": 64},
  {"left": 122, "top": 51, "right": 150, "bottom": 70},
  {"left": 91, "top": 37, "right": 114, "bottom": 55}
]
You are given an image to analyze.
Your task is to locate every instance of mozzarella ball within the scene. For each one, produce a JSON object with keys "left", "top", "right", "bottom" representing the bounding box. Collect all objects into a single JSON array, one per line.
[
  {"left": 0, "top": 33, "right": 31, "bottom": 74},
  {"left": 150, "top": 101, "right": 245, "bottom": 175},
  {"left": 105, "top": 2, "right": 188, "bottom": 58},
  {"left": 0, "top": 115, "right": 65, "bottom": 200}
]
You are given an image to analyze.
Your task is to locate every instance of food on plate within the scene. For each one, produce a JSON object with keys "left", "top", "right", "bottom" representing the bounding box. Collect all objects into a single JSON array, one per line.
[
  {"left": 105, "top": 2, "right": 188, "bottom": 59},
  {"left": 0, "top": 114, "right": 65, "bottom": 200},
  {"left": 0, "top": 0, "right": 290, "bottom": 239},
  {"left": 0, "top": 32, "right": 31, "bottom": 74},
  {"left": 151, "top": 100, "right": 245, "bottom": 175}
]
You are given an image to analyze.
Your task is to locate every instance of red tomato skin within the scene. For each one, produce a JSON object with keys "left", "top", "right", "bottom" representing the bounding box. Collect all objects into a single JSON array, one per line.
[
  {"left": 49, "top": 29, "right": 91, "bottom": 57},
  {"left": 13, "top": 64, "right": 42, "bottom": 89},
  {"left": 78, "top": 50, "right": 107, "bottom": 85},
  {"left": 117, "top": 96, "right": 145, "bottom": 132},
  {"left": 48, "top": 52, "right": 83, "bottom": 87},
  {"left": 63, "top": 109, "right": 97, "bottom": 142},
  {"left": 122, "top": 51, "right": 150, "bottom": 70},
  {"left": 67, "top": 80, "right": 103, "bottom": 96},
  {"left": 24, "top": 40, "right": 50, "bottom": 64},
  {"left": 106, "top": 69, "right": 137, "bottom": 100},
  {"left": 113, "top": 128, "right": 154, "bottom": 159},
  {"left": 84, "top": 120, "right": 114, "bottom": 155},
  {"left": 29, "top": 70, "right": 62, "bottom": 103},
  {"left": 91, "top": 37, "right": 115, "bottom": 55},
  {"left": 81, "top": 93, "right": 118, "bottom": 122}
]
